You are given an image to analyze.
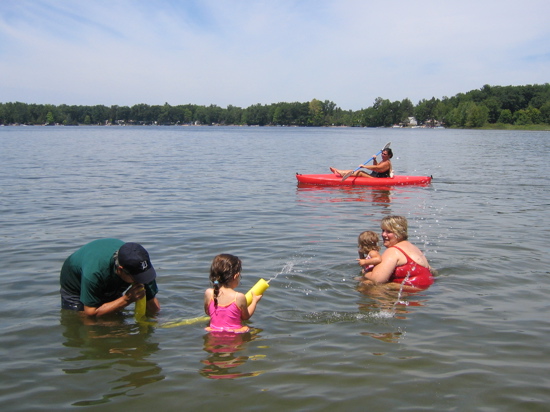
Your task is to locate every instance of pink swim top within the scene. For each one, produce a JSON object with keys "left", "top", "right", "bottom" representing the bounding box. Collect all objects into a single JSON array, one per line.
[
  {"left": 206, "top": 294, "right": 249, "bottom": 333},
  {"left": 390, "top": 246, "right": 434, "bottom": 289},
  {"left": 362, "top": 253, "right": 375, "bottom": 273}
]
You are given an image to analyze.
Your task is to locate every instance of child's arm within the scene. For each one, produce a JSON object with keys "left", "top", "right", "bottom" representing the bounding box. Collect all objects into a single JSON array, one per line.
[
  {"left": 364, "top": 248, "right": 399, "bottom": 284},
  {"left": 237, "top": 292, "right": 262, "bottom": 320},
  {"left": 204, "top": 289, "right": 213, "bottom": 316},
  {"left": 357, "top": 250, "right": 382, "bottom": 267}
]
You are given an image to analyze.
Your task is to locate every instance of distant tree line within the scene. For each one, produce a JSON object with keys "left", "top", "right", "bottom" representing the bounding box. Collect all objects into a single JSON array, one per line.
[{"left": 1, "top": 83, "right": 549, "bottom": 128}]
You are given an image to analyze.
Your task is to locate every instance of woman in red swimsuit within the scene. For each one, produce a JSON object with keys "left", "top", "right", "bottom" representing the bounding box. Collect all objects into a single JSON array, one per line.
[{"left": 363, "top": 215, "right": 434, "bottom": 289}]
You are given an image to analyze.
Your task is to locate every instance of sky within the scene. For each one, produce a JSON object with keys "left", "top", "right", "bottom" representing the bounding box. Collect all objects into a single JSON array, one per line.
[{"left": 1, "top": 0, "right": 549, "bottom": 111}]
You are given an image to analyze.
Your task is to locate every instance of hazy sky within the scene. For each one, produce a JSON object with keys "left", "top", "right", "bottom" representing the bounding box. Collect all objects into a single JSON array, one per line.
[{"left": 1, "top": 0, "right": 549, "bottom": 110}]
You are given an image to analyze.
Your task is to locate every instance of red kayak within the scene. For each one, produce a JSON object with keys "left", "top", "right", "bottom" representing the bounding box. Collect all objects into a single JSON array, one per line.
[{"left": 296, "top": 173, "right": 432, "bottom": 186}]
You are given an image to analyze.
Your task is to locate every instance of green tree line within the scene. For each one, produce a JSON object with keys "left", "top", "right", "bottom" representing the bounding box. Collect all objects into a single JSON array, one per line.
[{"left": 1, "top": 83, "right": 549, "bottom": 127}]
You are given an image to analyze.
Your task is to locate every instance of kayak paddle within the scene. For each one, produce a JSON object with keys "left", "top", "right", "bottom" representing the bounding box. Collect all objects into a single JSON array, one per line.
[{"left": 341, "top": 141, "right": 391, "bottom": 182}]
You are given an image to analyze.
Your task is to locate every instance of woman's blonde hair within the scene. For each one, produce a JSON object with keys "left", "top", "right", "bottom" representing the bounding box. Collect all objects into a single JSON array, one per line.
[
  {"left": 381, "top": 215, "right": 408, "bottom": 241},
  {"left": 357, "top": 231, "right": 380, "bottom": 254}
]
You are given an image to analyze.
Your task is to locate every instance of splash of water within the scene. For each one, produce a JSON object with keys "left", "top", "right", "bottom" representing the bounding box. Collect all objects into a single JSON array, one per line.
[
  {"left": 267, "top": 261, "right": 295, "bottom": 284},
  {"left": 393, "top": 272, "right": 412, "bottom": 309}
]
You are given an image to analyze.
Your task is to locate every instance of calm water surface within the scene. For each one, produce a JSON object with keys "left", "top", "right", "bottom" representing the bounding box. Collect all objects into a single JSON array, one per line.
[{"left": 0, "top": 126, "right": 549, "bottom": 411}]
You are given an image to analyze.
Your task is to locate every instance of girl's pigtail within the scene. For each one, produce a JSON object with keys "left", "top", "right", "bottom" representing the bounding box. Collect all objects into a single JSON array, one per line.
[{"left": 213, "top": 280, "right": 220, "bottom": 307}]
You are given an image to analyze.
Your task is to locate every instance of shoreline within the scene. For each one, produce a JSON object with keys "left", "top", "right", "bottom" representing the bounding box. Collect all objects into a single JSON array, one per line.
[{"left": 2, "top": 123, "right": 549, "bottom": 131}]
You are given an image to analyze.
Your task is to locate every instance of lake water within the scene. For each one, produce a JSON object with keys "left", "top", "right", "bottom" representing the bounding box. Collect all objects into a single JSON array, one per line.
[{"left": 0, "top": 126, "right": 549, "bottom": 411}]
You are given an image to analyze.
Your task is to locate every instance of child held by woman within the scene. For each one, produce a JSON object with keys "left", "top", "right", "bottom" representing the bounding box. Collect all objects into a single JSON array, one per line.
[{"left": 357, "top": 231, "right": 382, "bottom": 275}]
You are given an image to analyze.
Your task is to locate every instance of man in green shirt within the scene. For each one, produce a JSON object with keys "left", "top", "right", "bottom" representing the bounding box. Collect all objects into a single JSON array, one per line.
[{"left": 60, "top": 238, "right": 160, "bottom": 317}]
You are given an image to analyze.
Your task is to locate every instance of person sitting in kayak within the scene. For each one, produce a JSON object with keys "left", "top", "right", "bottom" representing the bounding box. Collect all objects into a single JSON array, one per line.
[{"left": 330, "top": 148, "right": 393, "bottom": 178}]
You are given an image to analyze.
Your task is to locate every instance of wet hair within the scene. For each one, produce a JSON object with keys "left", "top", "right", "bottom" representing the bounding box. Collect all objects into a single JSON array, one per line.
[
  {"left": 209, "top": 254, "right": 242, "bottom": 307},
  {"left": 381, "top": 215, "right": 408, "bottom": 241},
  {"left": 383, "top": 148, "right": 393, "bottom": 158},
  {"left": 357, "top": 231, "right": 380, "bottom": 254}
]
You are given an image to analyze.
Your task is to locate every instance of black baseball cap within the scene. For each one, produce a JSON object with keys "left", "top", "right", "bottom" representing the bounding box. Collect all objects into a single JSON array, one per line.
[{"left": 118, "top": 242, "right": 157, "bottom": 284}]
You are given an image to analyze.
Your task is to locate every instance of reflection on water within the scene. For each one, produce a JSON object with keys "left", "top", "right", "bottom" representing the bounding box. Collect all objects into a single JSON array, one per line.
[
  {"left": 60, "top": 310, "right": 163, "bottom": 406},
  {"left": 296, "top": 184, "right": 392, "bottom": 206},
  {"left": 360, "top": 329, "right": 405, "bottom": 344},
  {"left": 199, "top": 329, "right": 264, "bottom": 380},
  {"left": 355, "top": 280, "right": 428, "bottom": 344},
  {"left": 356, "top": 280, "right": 427, "bottom": 317}
]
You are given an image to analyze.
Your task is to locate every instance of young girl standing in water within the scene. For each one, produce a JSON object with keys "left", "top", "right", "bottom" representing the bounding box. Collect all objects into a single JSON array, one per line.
[
  {"left": 204, "top": 254, "right": 262, "bottom": 333},
  {"left": 357, "top": 231, "right": 382, "bottom": 275}
]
